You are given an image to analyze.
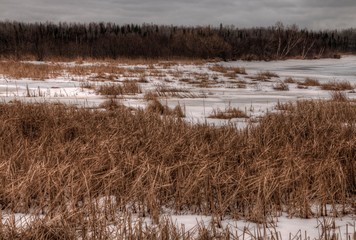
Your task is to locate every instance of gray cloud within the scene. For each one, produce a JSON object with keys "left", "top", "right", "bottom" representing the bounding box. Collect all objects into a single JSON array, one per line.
[
  {"left": 306, "top": 0, "right": 356, "bottom": 8},
  {"left": 0, "top": 0, "right": 355, "bottom": 29}
]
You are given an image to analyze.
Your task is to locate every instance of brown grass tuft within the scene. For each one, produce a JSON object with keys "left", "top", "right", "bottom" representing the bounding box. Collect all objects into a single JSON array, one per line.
[
  {"left": 96, "top": 83, "right": 123, "bottom": 96},
  {"left": 99, "top": 98, "right": 125, "bottom": 111},
  {"left": 122, "top": 81, "right": 142, "bottom": 94},
  {"left": 154, "top": 85, "right": 198, "bottom": 98},
  {"left": 260, "top": 71, "right": 279, "bottom": 78},
  {"left": 0, "top": 61, "right": 63, "bottom": 80},
  {"left": 209, "top": 106, "right": 249, "bottom": 119},
  {"left": 248, "top": 71, "right": 279, "bottom": 82},
  {"left": 231, "top": 66, "right": 247, "bottom": 75},
  {"left": 321, "top": 81, "right": 354, "bottom": 91},
  {"left": 96, "top": 81, "right": 142, "bottom": 96},
  {"left": 79, "top": 80, "right": 96, "bottom": 90},
  {"left": 209, "top": 65, "right": 246, "bottom": 75},
  {"left": 284, "top": 77, "right": 297, "bottom": 83},
  {"left": 273, "top": 81, "right": 289, "bottom": 91},
  {"left": 209, "top": 65, "right": 229, "bottom": 73},
  {"left": 329, "top": 91, "right": 349, "bottom": 102},
  {"left": 299, "top": 77, "right": 321, "bottom": 87},
  {"left": 146, "top": 98, "right": 185, "bottom": 117}
]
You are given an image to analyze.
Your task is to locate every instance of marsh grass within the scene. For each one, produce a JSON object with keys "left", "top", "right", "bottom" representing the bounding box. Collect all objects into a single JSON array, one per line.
[
  {"left": 155, "top": 85, "right": 189, "bottom": 94},
  {"left": 209, "top": 106, "right": 249, "bottom": 119},
  {"left": 209, "top": 65, "right": 246, "bottom": 75},
  {"left": 209, "top": 65, "right": 229, "bottom": 73},
  {"left": 299, "top": 77, "right": 321, "bottom": 87},
  {"left": 154, "top": 85, "right": 199, "bottom": 98},
  {"left": 248, "top": 71, "right": 279, "bottom": 82},
  {"left": 223, "top": 71, "right": 237, "bottom": 79},
  {"left": 96, "top": 81, "right": 142, "bottom": 96},
  {"left": 184, "top": 73, "right": 219, "bottom": 88},
  {"left": 284, "top": 77, "right": 297, "bottom": 84},
  {"left": 273, "top": 81, "right": 289, "bottom": 91},
  {"left": 0, "top": 61, "right": 62, "bottom": 80},
  {"left": 0, "top": 95, "right": 355, "bottom": 238},
  {"left": 99, "top": 98, "right": 126, "bottom": 111},
  {"left": 232, "top": 66, "right": 247, "bottom": 75},
  {"left": 0, "top": 60, "right": 160, "bottom": 81},
  {"left": 321, "top": 81, "right": 354, "bottom": 91},
  {"left": 79, "top": 81, "right": 96, "bottom": 90},
  {"left": 275, "top": 101, "right": 294, "bottom": 111},
  {"left": 146, "top": 98, "right": 185, "bottom": 117},
  {"left": 260, "top": 71, "right": 279, "bottom": 78},
  {"left": 96, "top": 83, "right": 124, "bottom": 96},
  {"left": 329, "top": 91, "right": 349, "bottom": 102}
]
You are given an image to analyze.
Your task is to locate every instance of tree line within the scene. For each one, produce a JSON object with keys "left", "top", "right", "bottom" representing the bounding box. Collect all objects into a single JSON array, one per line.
[{"left": 0, "top": 21, "right": 355, "bottom": 61}]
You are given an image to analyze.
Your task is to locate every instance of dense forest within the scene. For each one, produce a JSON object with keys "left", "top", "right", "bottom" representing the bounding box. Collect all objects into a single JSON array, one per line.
[{"left": 0, "top": 21, "right": 356, "bottom": 61}]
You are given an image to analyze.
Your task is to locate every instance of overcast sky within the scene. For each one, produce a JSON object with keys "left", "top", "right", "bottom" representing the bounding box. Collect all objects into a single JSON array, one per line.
[{"left": 1, "top": 0, "right": 355, "bottom": 30}]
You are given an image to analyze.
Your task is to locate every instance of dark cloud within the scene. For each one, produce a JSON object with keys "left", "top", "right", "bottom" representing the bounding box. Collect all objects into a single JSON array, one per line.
[{"left": 0, "top": 0, "right": 355, "bottom": 29}]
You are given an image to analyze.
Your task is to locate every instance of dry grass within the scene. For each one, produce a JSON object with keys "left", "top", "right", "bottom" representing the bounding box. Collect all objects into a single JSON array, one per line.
[
  {"left": 185, "top": 73, "right": 219, "bottom": 88},
  {"left": 329, "top": 91, "right": 349, "bottom": 102},
  {"left": 273, "top": 81, "right": 289, "bottom": 91},
  {"left": 231, "top": 66, "right": 247, "bottom": 75},
  {"left": 248, "top": 71, "right": 279, "bottom": 82},
  {"left": 146, "top": 87, "right": 205, "bottom": 99},
  {"left": 260, "top": 71, "right": 279, "bottom": 78},
  {"left": 154, "top": 85, "right": 199, "bottom": 98},
  {"left": 0, "top": 60, "right": 153, "bottom": 82},
  {"left": 137, "top": 75, "right": 149, "bottom": 83},
  {"left": 284, "top": 77, "right": 297, "bottom": 84},
  {"left": 275, "top": 101, "right": 294, "bottom": 111},
  {"left": 209, "top": 65, "right": 246, "bottom": 75},
  {"left": 146, "top": 98, "right": 185, "bottom": 117},
  {"left": 299, "top": 77, "right": 321, "bottom": 87},
  {"left": 209, "top": 106, "right": 249, "bottom": 119},
  {"left": 96, "top": 83, "right": 124, "bottom": 96},
  {"left": 0, "top": 61, "right": 63, "bottom": 80},
  {"left": 223, "top": 67, "right": 247, "bottom": 79},
  {"left": 209, "top": 65, "right": 229, "bottom": 73},
  {"left": 96, "top": 81, "right": 142, "bottom": 96},
  {"left": 229, "top": 79, "right": 248, "bottom": 88},
  {"left": 69, "top": 65, "right": 144, "bottom": 78},
  {"left": 0, "top": 98, "right": 355, "bottom": 237},
  {"left": 79, "top": 81, "right": 96, "bottom": 90},
  {"left": 0, "top": 61, "right": 147, "bottom": 81},
  {"left": 223, "top": 71, "right": 237, "bottom": 79},
  {"left": 321, "top": 81, "right": 354, "bottom": 91},
  {"left": 121, "top": 81, "right": 142, "bottom": 94},
  {"left": 98, "top": 98, "right": 127, "bottom": 111}
]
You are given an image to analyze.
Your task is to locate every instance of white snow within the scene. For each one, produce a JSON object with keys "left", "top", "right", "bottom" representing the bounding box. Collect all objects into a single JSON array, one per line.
[{"left": 2, "top": 56, "right": 355, "bottom": 126}]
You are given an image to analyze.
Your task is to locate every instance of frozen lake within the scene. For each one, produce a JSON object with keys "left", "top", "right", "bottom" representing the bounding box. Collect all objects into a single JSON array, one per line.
[
  {"left": 227, "top": 55, "right": 356, "bottom": 80},
  {"left": 1, "top": 55, "right": 356, "bottom": 127}
]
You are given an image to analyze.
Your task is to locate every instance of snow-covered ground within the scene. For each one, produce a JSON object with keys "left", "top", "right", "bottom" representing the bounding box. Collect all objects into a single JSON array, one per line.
[
  {"left": 2, "top": 203, "right": 355, "bottom": 239},
  {"left": 0, "top": 56, "right": 355, "bottom": 238},
  {"left": 1, "top": 56, "right": 356, "bottom": 127}
]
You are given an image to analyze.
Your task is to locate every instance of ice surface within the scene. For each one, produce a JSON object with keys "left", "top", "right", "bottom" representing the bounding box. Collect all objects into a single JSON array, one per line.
[{"left": 2, "top": 56, "right": 355, "bottom": 126}]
